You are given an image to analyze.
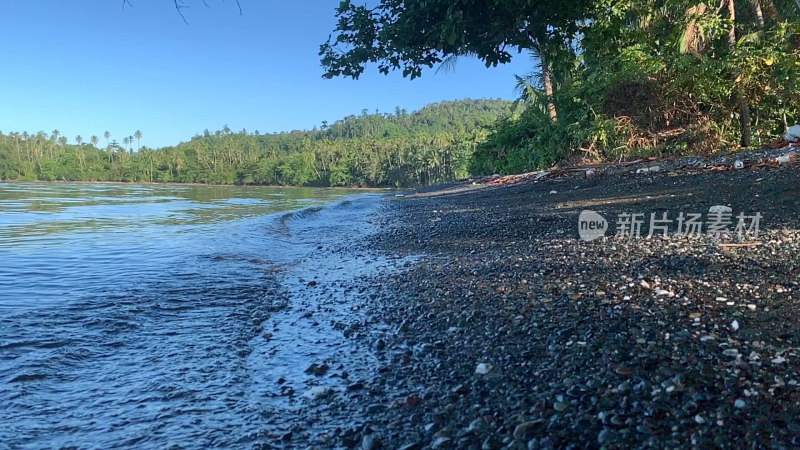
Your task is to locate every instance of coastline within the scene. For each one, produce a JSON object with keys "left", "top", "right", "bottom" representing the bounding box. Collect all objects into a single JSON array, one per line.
[
  {"left": 333, "top": 161, "right": 800, "bottom": 448},
  {"left": 6, "top": 160, "right": 799, "bottom": 447},
  {"left": 0, "top": 179, "right": 394, "bottom": 191}
]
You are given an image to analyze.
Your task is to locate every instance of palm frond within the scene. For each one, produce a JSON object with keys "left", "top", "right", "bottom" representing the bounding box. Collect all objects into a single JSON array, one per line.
[{"left": 435, "top": 54, "right": 460, "bottom": 74}]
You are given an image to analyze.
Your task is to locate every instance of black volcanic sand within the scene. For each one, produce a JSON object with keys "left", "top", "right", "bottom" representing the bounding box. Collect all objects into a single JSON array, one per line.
[
  {"left": 357, "top": 164, "right": 800, "bottom": 449},
  {"left": 274, "top": 162, "right": 800, "bottom": 449}
]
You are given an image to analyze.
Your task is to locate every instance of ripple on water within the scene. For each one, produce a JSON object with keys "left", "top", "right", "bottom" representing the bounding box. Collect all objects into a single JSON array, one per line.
[
  {"left": 0, "top": 273, "right": 289, "bottom": 448},
  {"left": 0, "top": 183, "right": 385, "bottom": 448}
]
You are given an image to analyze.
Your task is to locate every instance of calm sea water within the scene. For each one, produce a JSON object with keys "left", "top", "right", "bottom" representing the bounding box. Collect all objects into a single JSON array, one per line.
[{"left": 0, "top": 182, "right": 386, "bottom": 448}]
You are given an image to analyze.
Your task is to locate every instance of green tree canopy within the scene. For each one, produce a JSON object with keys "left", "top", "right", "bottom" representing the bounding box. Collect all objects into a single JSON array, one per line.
[
  {"left": 320, "top": 0, "right": 591, "bottom": 123},
  {"left": 320, "top": 0, "right": 590, "bottom": 80},
  {"left": 0, "top": 99, "right": 513, "bottom": 187}
]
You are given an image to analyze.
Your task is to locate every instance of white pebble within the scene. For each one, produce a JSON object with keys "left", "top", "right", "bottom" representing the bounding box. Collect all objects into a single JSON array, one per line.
[
  {"left": 731, "top": 320, "right": 740, "bottom": 331},
  {"left": 475, "top": 363, "right": 493, "bottom": 375},
  {"left": 303, "top": 386, "right": 332, "bottom": 400}
]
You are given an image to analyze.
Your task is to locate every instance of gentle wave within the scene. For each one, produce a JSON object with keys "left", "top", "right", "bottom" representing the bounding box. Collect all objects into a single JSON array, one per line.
[{"left": 0, "top": 182, "right": 383, "bottom": 448}]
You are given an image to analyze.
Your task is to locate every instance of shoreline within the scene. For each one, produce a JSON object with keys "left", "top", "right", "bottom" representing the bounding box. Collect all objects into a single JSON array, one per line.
[
  {"left": 0, "top": 179, "right": 395, "bottom": 192},
  {"left": 5, "top": 164, "right": 799, "bottom": 447},
  {"left": 334, "top": 161, "right": 800, "bottom": 448},
  {"left": 0, "top": 187, "right": 398, "bottom": 448}
]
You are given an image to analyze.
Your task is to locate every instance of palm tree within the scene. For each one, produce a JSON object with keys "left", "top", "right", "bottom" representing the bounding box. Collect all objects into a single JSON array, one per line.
[
  {"left": 104, "top": 131, "right": 111, "bottom": 148},
  {"left": 90, "top": 135, "right": 99, "bottom": 148},
  {"left": 143, "top": 149, "right": 154, "bottom": 182},
  {"left": 122, "top": 136, "right": 131, "bottom": 153},
  {"left": 134, "top": 130, "right": 142, "bottom": 151},
  {"left": 22, "top": 132, "right": 30, "bottom": 161},
  {"left": 49, "top": 129, "right": 60, "bottom": 159},
  {"left": 128, "top": 135, "right": 134, "bottom": 153},
  {"left": 75, "top": 135, "right": 83, "bottom": 146},
  {"left": 172, "top": 152, "right": 184, "bottom": 179},
  {"left": 75, "top": 145, "right": 85, "bottom": 173},
  {"left": 10, "top": 132, "right": 22, "bottom": 164}
]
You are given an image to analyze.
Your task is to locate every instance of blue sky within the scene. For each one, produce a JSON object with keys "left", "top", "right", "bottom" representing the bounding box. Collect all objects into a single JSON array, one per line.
[{"left": 0, "top": 1, "right": 532, "bottom": 148}]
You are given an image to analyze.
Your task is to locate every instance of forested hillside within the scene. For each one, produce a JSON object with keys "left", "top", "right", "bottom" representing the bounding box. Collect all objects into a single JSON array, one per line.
[
  {"left": 6, "top": 0, "right": 798, "bottom": 186},
  {"left": 0, "top": 99, "right": 513, "bottom": 186},
  {"left": 323, "top": 0, "right": 800, "bottom": 176}
]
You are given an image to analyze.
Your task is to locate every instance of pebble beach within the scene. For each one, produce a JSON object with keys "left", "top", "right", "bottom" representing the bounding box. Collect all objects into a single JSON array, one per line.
[{"left": 342, "top": 156, "right": 800, "bottom": 449}]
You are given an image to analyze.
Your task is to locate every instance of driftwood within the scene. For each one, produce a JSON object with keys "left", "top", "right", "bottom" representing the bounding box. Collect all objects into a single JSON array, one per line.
[{"left": 468, "top": 146, "right": 798, "bottom": 188}]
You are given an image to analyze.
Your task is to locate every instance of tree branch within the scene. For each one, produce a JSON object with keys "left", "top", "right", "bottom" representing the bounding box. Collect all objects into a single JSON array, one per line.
[
  {"left": 173, "top": 0, "right": 189, "bottom": 25},
  {"left": 228, "top": 0, "right": 243, "bottom": 16},
  {"left": 122, "top": 0, "right": 242, "bottom": 25}
]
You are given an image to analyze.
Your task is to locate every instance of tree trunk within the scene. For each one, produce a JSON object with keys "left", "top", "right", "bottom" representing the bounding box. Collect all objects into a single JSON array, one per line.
[
  {"left": 739, "top": 96, "right": 752, "bottom": 147},
  {"left": 728, "top": 0, "right": 752, "bottom": 147},
  {"left": 540, "top": 49, "right": 558, "bottom": 122},
  {"left": 753, "top": 0, "right": 765, "bottom": 30},
  {"left": 727, "top": 0, "right": 737, "bottom": 47}
]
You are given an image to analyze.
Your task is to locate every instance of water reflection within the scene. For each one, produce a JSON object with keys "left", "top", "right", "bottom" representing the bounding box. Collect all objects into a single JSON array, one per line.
[
  {"left": 0, "top": 183, "right": 364, "bottom": 244},
  {"left": 0, "top": 182, "right": 370, "bottom": 308}
]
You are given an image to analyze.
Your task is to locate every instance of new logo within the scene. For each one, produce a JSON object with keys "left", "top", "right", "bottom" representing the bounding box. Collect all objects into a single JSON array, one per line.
[{"left": 578, "top": 210, "right": 608, "bottom": 241}]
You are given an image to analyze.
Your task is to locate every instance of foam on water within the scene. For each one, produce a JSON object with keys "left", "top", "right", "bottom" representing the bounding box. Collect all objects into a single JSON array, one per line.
[{"left": 0, "top": 183, "right": 397, "bottom": 448}]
